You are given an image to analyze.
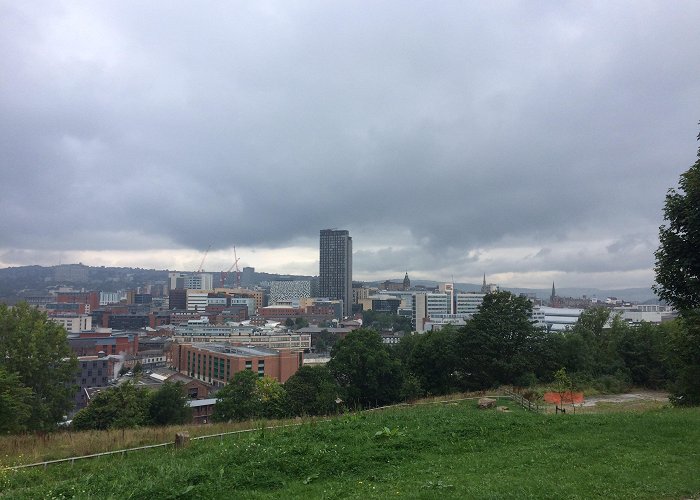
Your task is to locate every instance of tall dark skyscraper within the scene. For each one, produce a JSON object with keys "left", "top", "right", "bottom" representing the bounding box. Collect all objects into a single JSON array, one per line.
[{"left": 319, "top": 229, "right": 352, "bottom": 317}]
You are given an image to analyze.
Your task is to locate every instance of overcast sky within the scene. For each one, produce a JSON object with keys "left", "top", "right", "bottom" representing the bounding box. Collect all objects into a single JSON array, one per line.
[{"left": 1, "top": 1, "right": 699, "bottom": 289}]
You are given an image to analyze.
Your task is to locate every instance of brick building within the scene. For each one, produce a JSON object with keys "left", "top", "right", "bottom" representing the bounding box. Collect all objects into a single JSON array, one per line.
[
  {"left": 172, "top": 343, "right": 302, "bottom": 386},
  {"left": 56, "top": 291, "right": 100, "bottom": 313},
  {"left": 69, "top": 333, "right": 139, "bottom": 357},
  {"left": 187, "top": 398, "right": 217, "bottom": 424}
]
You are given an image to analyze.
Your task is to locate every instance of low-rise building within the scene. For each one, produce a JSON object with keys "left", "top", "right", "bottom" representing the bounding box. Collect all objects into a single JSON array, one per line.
[
  {"left": 69, "top": 333, "right": 139, "bottom": 356},
  {"left": 611, "top": 304, "right": 675, "bottom": 325},
  {"left": 74, "top": 353, "right": 120, "bottom": 409},
  {"left": 455, "top": 292, "right": 486, "bottom": 319},
  {"left": 49, "top": 313, "right": 92, "bottom": 333},
  {"left": 172, "top": 343, "right": 303, "bottom": 386},
  {"left": 188, "top": 398, "right": 217, "bottom": 424},
  {"left": 358, "top": 294, "right": 401, "bottom": 315},
  {"left": 533, "top": 306, "right": 584, "bottom": 331}
]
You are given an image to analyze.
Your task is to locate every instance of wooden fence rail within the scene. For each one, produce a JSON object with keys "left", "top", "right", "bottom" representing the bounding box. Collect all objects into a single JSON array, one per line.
[{"left": 504, "top": 389, "right": 545, "bottom": 413}]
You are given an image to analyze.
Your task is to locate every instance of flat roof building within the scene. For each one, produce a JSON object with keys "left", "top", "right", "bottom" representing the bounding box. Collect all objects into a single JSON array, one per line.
[
  {"left": 172, "top": 342, "right": 302, "bottom": 386},
  {"left": 320, "top": 229, "right": 352, "bottom": 317}
]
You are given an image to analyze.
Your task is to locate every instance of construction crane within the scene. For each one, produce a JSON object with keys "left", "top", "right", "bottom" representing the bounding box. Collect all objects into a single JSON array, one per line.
[
  {"left": 196, "top": 245, "right": 211, "bottom": 273},
  {"left": 220, "top": 246, "right": 241, "bottom": 288},
  {"left": 233, "top": 246, "right": 241, "bottom": 288}
]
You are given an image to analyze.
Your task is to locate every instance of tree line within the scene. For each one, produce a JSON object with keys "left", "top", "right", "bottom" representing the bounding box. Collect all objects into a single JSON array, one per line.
[
  {"left": 1, "top": 288, "right": 697, "bottom": 433},
  {"left": 209, "top": 291, "right": 694, "bottom": 423}
]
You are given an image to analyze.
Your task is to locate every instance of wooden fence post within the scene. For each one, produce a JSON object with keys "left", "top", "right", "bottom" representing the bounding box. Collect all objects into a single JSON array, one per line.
[{"left": 175, "top": 432, "right": 190, "bottom": 449}]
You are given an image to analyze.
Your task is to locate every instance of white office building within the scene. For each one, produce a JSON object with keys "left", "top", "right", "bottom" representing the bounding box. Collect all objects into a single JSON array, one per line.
[
  {"left": 99, "top": 292, "right": 122, "bottom": 306},
  {"left": 455, "top": 292, "right": 486, "bottom": 319},
  {"left": 186, "top": 290, "right": 210, "bottom": 312},
  {"left": 49, "top": 314, "right": 92, "bottom": 333},
  {"left": 413, "top": 292, "right": 452, "bottom": 332},
  {"left": 185, "top": 273, "right": 214, "bottom": 291}
]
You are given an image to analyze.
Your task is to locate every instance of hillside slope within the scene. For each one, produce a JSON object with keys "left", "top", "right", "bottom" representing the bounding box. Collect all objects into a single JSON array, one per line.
[{"left": 2, "top": 400, "right": 699, "bottom": 499}]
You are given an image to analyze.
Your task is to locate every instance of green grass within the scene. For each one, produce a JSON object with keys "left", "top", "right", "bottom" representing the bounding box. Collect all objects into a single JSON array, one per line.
[{"left": 2, "top": 399, "right": 699, "bottom": 499}]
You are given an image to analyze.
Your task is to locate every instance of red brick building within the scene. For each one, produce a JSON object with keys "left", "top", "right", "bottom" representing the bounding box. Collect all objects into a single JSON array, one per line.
[
  {"left": 69, "top": 333, "right": 139, "bottom": 356},
  {"left": 258, "top": 305, "right": 304, "bottom": 319},
  {"left": 56, "top": 291, "right": 100, "bottom": 313},
  {"left": 172, "top": 342, "right": 302, "bottom": 386}
]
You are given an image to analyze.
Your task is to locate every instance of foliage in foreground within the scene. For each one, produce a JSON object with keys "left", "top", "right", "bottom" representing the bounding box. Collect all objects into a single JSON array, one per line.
[
  {"left": 653, "top": 125, "right": 700, "bottom": 405},
  {"left": 71, "top": 382, "right": 191, "bottom": 430},
  {"left": 2, "top": 402, "right": 699, "bottom": 499},
  {"left": 0, "top": 303, "right": 77, "bottom": 431},
  {"left": 653, "top": 127, "right": 700, "bottom": 311}
]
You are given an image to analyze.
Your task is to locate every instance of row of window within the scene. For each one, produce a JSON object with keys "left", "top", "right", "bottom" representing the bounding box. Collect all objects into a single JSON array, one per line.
[{"left": 186, "top": 351, "right": 270, "bottom": 382}]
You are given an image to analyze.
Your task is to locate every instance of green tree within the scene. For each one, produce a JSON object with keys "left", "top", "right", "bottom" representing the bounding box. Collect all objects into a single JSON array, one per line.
[
  {"left": 284, "top": 365, "right": 339, "bottom": 416},
  {"left": 312, "top": 330, "right": 341, "bottom": 353},
  {"left": 0, "top": 368, "right": 34, "bottom": 433},
  {"left": 653, "top": 129, "right": 700, "bottom": 310},
  {"left": 294, "top": 317, "right": 309, "bottom": 329},
  {"left": 328, "top": 328, "right": 404, "bottom": 407},
  {"left": 553, "top": 367, "right": 577, "bottom": 413},
  {"left": 148, "top": 382, "right": 192, "bottom": 426},
  {"left": 569, "top": 308, "right": 626, "bottom": 377},
  {"left": 559, "top": 309, "right": 634, "bottom": 392},
  {"left": 615, "top": 321, "right": 671, "bottom": 389},
  {"left": 400, "top": 326, "right": 460, "bottom": 395},
  {"left": 213, "top": 369, "right": 261, "bottom": 422},
  {"left": 668, "top": 313, "right": 700, "bottom": 405},
  {"left": 653, "top": 129, "right": 700, "bottom": 405},
  {"left": 456, "top": 291, "right": 547, "bottom": 389},
  {"left": 72, "top": 382, "right": 150, "bottom": 430},
  {"left": 572, "top": 307, "right": 611, "bottom": 342},
  {"left": 0, "top": 303, "right": 78, "bottom": 430},
  {"left": 553, "top": 367, "right": 573, "bottom": 397},
  {"left": 362, "top": 310, "right": 412, "bottom": 333},
  {"left": 256, "top": 375, "right": 288, "bottom": 418}
]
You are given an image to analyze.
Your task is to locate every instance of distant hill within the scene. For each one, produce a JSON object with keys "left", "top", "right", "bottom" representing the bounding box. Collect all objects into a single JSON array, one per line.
[{"left": 0, "top": 264, "right": 318, "bottom": 304}]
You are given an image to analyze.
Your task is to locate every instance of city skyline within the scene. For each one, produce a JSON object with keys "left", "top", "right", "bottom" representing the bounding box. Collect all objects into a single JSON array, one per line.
[{"left": 2, "top": 2, "right": 699, "bottom": 290}]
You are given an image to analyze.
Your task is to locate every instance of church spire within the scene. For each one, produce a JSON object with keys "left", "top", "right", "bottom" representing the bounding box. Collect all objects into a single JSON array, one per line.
[{"left": 481, "top": 273, "right": 489, "bottom": 294}]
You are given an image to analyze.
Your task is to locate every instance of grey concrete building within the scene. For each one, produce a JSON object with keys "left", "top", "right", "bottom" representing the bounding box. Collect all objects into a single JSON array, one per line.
[{"left": 319, "top": 229, "right": 352, "bottom": 317}]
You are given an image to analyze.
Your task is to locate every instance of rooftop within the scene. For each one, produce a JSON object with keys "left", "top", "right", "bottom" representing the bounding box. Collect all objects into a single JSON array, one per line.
[
  {"left": 190, "top": 343, "right": 280, "bottom": 358},
  {"left": 187, "top": 398, "right": 217, "bottom": 408}
]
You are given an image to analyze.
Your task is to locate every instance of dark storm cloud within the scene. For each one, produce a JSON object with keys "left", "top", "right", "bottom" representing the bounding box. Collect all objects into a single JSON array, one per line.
[{"left": 1, "top": 1, "right": 699, "bottom": 285}]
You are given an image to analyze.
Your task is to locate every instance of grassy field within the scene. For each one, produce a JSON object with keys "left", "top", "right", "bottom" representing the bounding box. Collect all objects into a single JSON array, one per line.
[
  {"left": 1, "top": 398, "right": 699, "bottom": 499},
  {"left": 0, "top": 392, "right": 491, "bottom": 468}
]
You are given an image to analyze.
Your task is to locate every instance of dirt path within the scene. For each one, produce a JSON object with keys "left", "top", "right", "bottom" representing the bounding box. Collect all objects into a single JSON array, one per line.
[{"left": 579, "top": 391, "right": 669, "bottom": 407}]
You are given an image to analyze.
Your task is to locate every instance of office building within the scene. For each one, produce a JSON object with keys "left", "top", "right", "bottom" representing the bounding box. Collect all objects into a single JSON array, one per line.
[
  {"left": 172, "top": 343, "right": 303, "bottom": 385},
  {"left": 319, "top": 229, "right": 352, "bottom": 317},
  {"left": 455, "top": 292, "right": 486, "bottom": 319},
  {"left": 412, "top": 292, "right": 452, "bottom": 332}
]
